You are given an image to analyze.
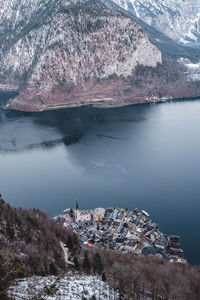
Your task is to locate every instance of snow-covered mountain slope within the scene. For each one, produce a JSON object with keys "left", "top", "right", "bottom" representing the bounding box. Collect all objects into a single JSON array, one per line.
[
  {"left": 111, "top": 0, "right": 200, "bottom": 45},
  {"left": 0, "top": 0, "right": 162, "bottom": 111}
]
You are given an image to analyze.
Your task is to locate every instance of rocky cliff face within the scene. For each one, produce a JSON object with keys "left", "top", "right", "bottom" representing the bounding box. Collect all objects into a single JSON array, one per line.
[
  {"left": 111, "top": 0, "right": 200, "bottom": 45},
  {"left": 0, "top": 0, "right": 162, "bottom": 111}
]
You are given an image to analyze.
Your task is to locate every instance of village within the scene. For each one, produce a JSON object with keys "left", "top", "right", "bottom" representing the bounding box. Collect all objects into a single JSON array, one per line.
[{"left": 55, "top": 204, "right": 185, "bottom": 263}]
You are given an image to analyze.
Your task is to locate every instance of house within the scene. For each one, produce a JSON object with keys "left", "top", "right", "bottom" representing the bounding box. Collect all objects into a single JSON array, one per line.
[
  {"left": 116, "top": 237, "right": 124, "bottom": 243},
  {"left": 113, "top": 221, "right": 121, "bottom": 227},
  {"left": 152, "top": 223, "right": 158, "bottom": 230},
  {"left": 101, "top": 235, "right": 108, "bottom": 242},
  {"left": 104, "top": 208, "right": 113, "bottom": 217},
  {"left": 154, "top": 235, "right": 168, "bottom": 249},
  {"left": 76, "top": 210, "right": 91, "bottom": 222},
  {"left": 111, "top": 209, "right": 118, "bottom": 220},
  {"left": 135, "top": 217, "right": 142, "bottom": 225},
  {"left": 95, "top": 242, "right": 104, "bottom": 248},
  {"left": 142, "top": 246, "right": 159, "bottom": 256},
  {"left": 169, "top": 247, "right": 183, "bottom": 257},
  {"left": 102, "top": 217, "right": 112, "bottom": 225},
  {"left": 77, "top": 220, "right": 84, "bottom": 228},
  {"left": 94, "top": 207, "right": 105, "bottom": 221},
  {"left": 128, "top": 220, "right": 137, "bottom": 228},
  {"left": 117, "top": 210, "right": 125, "bottom": 220},
  {"left": 125, "top": 241, "right": 137, "bottom": 252}
]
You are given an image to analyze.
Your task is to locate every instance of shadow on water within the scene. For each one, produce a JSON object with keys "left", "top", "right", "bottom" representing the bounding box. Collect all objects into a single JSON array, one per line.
[
  {"left": 0, "top": 104, "right": 150, "bottom": 152},
  {"left": 0, "top": 91, "right": 18, "bottom": 106}
]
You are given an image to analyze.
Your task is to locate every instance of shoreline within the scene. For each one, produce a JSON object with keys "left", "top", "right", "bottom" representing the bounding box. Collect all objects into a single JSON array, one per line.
[
  {"left": 29, "top": 95, "right": 200, "bottom": 111},
  {"left": 1, "top": 95, "right": 200, "bottom": 113}
]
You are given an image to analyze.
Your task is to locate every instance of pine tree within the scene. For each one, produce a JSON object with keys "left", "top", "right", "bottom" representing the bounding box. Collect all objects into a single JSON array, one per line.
[
  {"left": 69, "top": 208, "right": 74, "bottom": 218},
  {"left": 0, "top": 256, "right": 12, "bottom": 300},
  {"left": 102, "top": 272, "right": 106, "bottom": 282},
  {"left": 82, "top": 251, "right": 91, "bottom": 274},
  {"left": 66, "top": 236, "right": 73, "bottom": 250},
  {"left": 73, "top": 256, "right": 79, "bottom": 270},
  {"left": 49, "top": 263, "right": 58, "bottom": 276},
  {"left": 93, "top": 253, "right": 103, "bottom": 275},
  {"left": 72, "top": 233, "right": 78, "bottom": 247}
]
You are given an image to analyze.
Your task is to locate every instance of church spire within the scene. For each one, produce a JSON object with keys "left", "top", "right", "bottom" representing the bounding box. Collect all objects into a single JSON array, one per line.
[{"left": 76, "top": 200, "right": 79, "bottom": 210}]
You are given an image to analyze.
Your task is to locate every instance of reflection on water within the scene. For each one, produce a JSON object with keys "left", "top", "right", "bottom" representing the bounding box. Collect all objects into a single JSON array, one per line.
[
  {"left": 0, "top": 91, "right": 18, "bottom": 106},
  {"left": 0, "top": 105, "right": 148, "bottom": 152},
  {"left": 0, "top": 109, "right": 84, "bottom": 152},
  {"left": 0, "top": 100, "right": 200, "bottom": 265}
]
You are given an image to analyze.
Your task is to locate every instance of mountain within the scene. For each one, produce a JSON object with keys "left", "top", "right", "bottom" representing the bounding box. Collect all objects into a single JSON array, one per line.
[
  {"left": 0, "top": 0, "right": 199, "bottom": 112},
  {"left": 103, "top": 0, "right": 200, "bottom": 62},
  {"left": 110, "top": 0, "right": 200, "bottom": 45},
  {"left": 0, "top": 0, "right": 162, "bottom": 111}
]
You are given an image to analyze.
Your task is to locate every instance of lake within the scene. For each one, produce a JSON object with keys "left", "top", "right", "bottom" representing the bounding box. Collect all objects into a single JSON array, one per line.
[{"left": 0, "top": 99, "right": 200, "bottom": 265}]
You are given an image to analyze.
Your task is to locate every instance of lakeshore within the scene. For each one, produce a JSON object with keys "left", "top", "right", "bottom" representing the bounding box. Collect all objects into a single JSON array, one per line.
[
  {"left": 55, "top": 206, "right": 185, "bottom": 263},
  {"left": 1, "top": 92, "right": 200, "bottom": 112}
]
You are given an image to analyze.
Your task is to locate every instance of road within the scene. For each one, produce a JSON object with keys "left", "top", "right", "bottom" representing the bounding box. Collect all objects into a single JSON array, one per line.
[{"left": 60, "top": 241, "right": 74, "bottom": 266}]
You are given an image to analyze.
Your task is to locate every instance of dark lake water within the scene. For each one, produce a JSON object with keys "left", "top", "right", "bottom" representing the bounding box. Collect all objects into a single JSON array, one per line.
[{"left": 0, "top": 100, "right": 200, "bottom": 265}]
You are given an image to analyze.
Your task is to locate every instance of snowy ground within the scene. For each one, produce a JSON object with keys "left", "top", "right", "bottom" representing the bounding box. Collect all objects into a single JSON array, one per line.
[
  {"left": 179, "top": 57, "right": 200, "bottom": 80},
  {"left": 8, "top": 273, "right": 116, "bottom": 300},
  {"left": 179, "top": 57, "right": 200, "bottom": 70}
]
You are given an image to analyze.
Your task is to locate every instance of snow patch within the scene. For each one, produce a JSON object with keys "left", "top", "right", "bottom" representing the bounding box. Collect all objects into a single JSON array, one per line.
[
  {"left": 112, "top": 0, "right": 200, "bottom": 45},
  {"left": 8, "top": 274, "right": 115, "bottom": 300}
]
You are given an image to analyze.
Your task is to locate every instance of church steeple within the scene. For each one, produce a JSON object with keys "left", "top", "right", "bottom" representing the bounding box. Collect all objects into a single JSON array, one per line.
[{"left": 76, "top": 200, "right": 79, "bottom": 211}]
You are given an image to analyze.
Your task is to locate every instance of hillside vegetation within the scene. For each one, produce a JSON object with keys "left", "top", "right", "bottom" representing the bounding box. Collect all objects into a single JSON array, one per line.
[{"left": 0, "top": 195, "right": 75, "bottom": 299}]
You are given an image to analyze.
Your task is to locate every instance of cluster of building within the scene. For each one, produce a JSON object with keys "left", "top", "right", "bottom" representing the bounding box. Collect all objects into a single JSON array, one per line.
[
  {"left": 146, "top": 95, "right": 172, "bottom": 103},
  {"left": 55, "top": 205, "right": 185, "bottom": 263}
]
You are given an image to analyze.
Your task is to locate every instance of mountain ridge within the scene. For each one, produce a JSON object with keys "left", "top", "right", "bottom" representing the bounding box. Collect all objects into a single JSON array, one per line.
[
  {"left": 110, "top": 0, "right": 200, "bottom": 45},
  {"left": 103, "top": 0, "right": 200, "bottom": 62}
]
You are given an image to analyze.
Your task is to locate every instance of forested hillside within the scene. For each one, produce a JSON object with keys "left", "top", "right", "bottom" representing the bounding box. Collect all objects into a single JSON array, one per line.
[{"left": 0, "top": 194, "right": 75, "bottom": 299}]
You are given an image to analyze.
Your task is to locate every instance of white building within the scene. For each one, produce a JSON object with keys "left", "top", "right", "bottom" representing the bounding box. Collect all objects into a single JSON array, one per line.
[{"left": 76, "top": 210, "right": 91, "bottom": 222}]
